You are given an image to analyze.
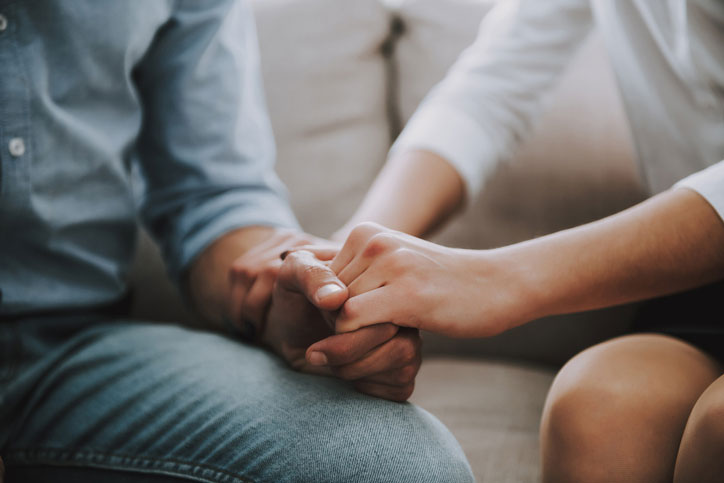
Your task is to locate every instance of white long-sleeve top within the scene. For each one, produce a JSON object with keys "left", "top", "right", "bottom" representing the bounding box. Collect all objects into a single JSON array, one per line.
[{"left": 393, "top": 0, "right": 724, "bottom": 216}]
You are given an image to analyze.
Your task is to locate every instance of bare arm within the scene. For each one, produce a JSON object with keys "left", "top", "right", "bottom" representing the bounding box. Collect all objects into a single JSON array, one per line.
[
  {"left": 333, "top": 150, "right": 465, "bottom": 242},
  {"left": 332, "top": 188, "right": 724, "bottom": 338},
  {"left": 508, "top": 187, "right": 724, "bottom": 323}
]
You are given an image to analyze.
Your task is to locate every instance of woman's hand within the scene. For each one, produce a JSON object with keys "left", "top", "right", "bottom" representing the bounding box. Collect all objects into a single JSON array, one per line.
[{"left": 328, "top": 222, "right": 537, "bottom": 338}]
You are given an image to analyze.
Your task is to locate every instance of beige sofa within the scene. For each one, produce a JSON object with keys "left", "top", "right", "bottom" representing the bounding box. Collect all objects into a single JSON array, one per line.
[{"left": 129, "top": 0, "right": 649, "bottom": 480}]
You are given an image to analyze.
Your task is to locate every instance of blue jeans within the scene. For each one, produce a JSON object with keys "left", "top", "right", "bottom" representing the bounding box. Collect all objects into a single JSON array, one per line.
[{"left": 0, "top": 314, "right": 473, "bottom": 482}]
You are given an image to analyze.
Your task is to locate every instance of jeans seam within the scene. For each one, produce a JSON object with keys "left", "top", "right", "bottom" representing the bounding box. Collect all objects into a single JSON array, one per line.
[{"left": 4, "top": 447, "right": 255, "bottom": 483}]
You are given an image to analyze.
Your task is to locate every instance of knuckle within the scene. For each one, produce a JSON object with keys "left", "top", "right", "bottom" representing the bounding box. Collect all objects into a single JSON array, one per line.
[
  {"left": 349, "top": 222, "right": 384, "bottom": 242},
  {"left": 395, "top": 338, "right": 418, "bottom": 365},
  {"left": 340, "top": 299, "right": 359, "bottom": 320},
  {"left": 381, "top": 383, "right": 415, "bottom": 402},
  {"left": 395, "top": 364, "right": 419, "bottom": 385},
  {"left": 327, "top": 338, "right": 355, "bottom": 363},
  {"left": 262, "top": 263, "right": 280, "bottom": 279},
  {"left": 230, "top": 262, "right": 253, "bottom": 280},
  {"left": 363, "top": 233, "right": 398, "bottom": 258},
  {"left": 398, "top": 383, "right": 415, "bottom": 401},
  {"left": 389, "top": 248, "right": 417, "bottom": 271}
]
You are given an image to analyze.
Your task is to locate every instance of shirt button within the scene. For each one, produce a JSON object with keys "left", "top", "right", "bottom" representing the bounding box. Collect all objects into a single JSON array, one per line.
[
  {"left": 8, "top": 137, "right": 25, "bottom": 157},
  {"left": 0, "top": 14, "right": 7, "bottom": 32}
]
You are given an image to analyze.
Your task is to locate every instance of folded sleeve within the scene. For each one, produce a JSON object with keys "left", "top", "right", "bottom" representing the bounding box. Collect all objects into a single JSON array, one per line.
[
  {"left": 132, "top": 0, "right": 299, "bottom": 282},
  {"left": 391, "top": 0, "right": 593, "bottom": 200},
  {"left": 675, "top": 160, "right": 724, "bottom": 222}
]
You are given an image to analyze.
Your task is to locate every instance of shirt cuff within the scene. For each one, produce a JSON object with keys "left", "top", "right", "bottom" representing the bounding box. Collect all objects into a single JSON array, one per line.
[
  {"left": 390, "top": 103, "right": 500, "bottom": 201},
  {"left": 674, "top": 160, "right": 724, "bottom": 222},
  {"left": 165, "top": 189, "right": 300, "bottom": 282}
]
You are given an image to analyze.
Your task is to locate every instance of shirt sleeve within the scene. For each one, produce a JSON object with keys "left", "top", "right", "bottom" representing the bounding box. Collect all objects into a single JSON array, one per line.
[
  {"left": 132, "top": 0, "right": 299, "bottom": 282},
  {"left": 675, "top": 160, "right": 724, "bottom": 222},
  {"left": 391, "top": 0, "right": 593, "bottom": 200}
]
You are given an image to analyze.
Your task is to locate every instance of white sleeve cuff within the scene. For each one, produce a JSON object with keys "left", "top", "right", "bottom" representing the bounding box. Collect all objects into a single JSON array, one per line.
[
  {"left": 389, "top": 103, "right": 500, "bottom": 201},
  {"left": 675, "top": 160, "right": 724, "bottom": 222}
]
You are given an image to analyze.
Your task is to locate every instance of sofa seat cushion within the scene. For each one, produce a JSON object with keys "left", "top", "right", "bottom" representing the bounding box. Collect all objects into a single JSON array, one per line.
[{"left": 411, "top": 357, "right": 556, "bottom": 482}]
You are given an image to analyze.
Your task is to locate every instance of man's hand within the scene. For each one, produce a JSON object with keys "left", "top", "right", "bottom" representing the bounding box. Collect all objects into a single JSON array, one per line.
[
  {"left": 260, "top": 250, "right": 422, "bottom": 401},
  {"left": 227, "top": 229, "right": 325, "bottom": 334}
]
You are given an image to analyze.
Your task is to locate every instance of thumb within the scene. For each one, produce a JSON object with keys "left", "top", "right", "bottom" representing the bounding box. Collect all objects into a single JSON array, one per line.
[{"left": 278, "top": 249, "right": 348, "bottom": 311}]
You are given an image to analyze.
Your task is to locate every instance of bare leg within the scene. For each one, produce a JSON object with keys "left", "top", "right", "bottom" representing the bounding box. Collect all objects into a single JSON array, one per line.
[
  {"left": 540, "top": 334, "right": 721, "bottom": 482},
  {"left": 674, "top": 374, "right": 724, "bottom": 482}
]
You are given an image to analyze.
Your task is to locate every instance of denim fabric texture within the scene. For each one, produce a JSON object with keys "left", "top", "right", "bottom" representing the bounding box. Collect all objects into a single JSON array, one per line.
[
  {"left": 0, "top": 0, "right": 299, "bottom": 316},
  {"left": 0, "top": 316, "right": 474, "bottom": 482}
]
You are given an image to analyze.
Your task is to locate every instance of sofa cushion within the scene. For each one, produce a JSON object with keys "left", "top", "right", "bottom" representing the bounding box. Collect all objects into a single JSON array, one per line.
[
  {"left": 385, "top": 0, "right": 498, "bottom": 129},
  {"left": 252, "top": 0, "right": 393, "bottom": 238},
  {"left": 411, "top": 357, "right": 556, "bottom": 482}
]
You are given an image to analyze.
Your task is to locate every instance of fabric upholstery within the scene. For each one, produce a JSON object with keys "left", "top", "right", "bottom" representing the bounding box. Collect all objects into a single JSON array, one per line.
[
  {"left": 411, "top": 358, "right": 556, "bottom": 482},
  {"left": 385, "top": 0, "right": 498, "bottom": 129},
  {"left": 252, "top": 0, "right": 393, "bottom": 238}
]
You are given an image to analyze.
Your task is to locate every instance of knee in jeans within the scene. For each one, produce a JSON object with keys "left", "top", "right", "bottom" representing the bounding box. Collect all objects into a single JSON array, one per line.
[{"left": 314, "top": 404, "right": 473, "bottom": 483}]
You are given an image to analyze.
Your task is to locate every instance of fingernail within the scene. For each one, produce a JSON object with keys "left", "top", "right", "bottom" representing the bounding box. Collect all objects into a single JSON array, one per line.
[
  {"left": 315, "top": 284, "right": 343, "bottom": 301},
  {"left": 308, "top": 351, "right": 328, "bottom": 366}
]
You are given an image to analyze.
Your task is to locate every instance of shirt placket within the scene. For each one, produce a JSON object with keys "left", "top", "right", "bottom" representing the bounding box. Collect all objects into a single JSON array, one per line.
[
  {"left": 0, "top": 4, "right": 31, "bottom": 209},
  {"left": 0, "top": 5, "right": 32, "bottom": 310}
]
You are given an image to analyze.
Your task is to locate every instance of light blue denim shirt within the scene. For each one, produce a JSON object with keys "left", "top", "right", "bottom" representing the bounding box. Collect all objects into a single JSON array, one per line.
[{"left": 0, "top": 0, "right": 299, "bottom": 315}]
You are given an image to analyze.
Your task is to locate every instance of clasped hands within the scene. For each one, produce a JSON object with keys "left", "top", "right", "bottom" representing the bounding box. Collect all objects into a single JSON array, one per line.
[
  {"left": 228, "top": 222, "right": 523, "bottom": 402},
  {"left": 227, "top": 226, "right": 422, "bottom": 402}
]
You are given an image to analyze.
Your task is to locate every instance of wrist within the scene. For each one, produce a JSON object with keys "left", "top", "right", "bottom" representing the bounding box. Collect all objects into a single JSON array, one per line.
[
  {"left": 499, "top": 243, "right": 559, "bottom": 323},
  {"left": 467, "top": 246, "right": 550, "bottom": 333}
]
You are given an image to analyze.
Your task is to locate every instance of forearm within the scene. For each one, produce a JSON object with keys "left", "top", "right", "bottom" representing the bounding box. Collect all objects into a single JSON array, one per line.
[
  {"left": 333, "top": 149, "right": 465, "bottom": 242},
  {"left": 186, "top": 225, "right": 278, "bottom": 329},
  {"left": 499, "top": 187, "right": 724, "bottom": 326}
]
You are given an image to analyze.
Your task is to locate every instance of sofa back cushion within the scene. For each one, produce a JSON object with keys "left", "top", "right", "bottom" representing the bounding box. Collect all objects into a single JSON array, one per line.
[{"left": 254, "top": 0, "right": 393, "bottom": 238}]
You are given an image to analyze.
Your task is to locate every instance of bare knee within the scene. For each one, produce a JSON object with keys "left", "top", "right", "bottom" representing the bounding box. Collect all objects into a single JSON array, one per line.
[
  {"left": 541, "top": 337, "right": 654, "bottom": 481},
  {"left": 675, "top": 376, "right": 724, "bottom": 483},
  {"left": 688, "top": 391, "right": 724, "bottom": 444},
  {"left": 541, "top": 334, "right": 719, "bottom": 483}
]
